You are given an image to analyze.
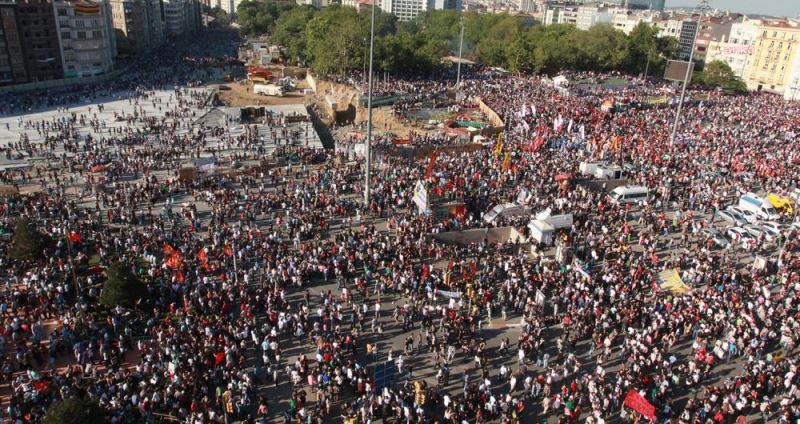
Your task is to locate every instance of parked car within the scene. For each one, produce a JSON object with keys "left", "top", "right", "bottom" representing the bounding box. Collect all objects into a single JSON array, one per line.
[
  {"left": 721, "top": 208, "right": 748, "bottom": 226},
  {"left": 719, "top": 210, "right": 740, "bottom": 225},
  {"left": 701, "top": 228, "right": 730, "bottom": 248},
  {"left": 728, "top": 206, "right": 759, "bottom": 224},
  {"left": 727, "top": 227, "right": 756, "bottom": 248},
  {"left": 758, "top": 224, "right": 780, "bottom": 241}
]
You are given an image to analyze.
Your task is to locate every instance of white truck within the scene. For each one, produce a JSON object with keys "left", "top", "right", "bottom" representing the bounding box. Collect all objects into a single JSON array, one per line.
[
  {"left": 579, "top": 161, "right": 624, "bottom": 179},
  {"left": 254, "top": 84, "right": 285, "bottom": 97},
  {"left": 738, "top": 193, "right": 779, "bottom": 221}
]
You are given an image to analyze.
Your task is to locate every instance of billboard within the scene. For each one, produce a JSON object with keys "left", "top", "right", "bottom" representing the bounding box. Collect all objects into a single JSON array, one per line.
[{"left": 664, "top": 60, "right": 695, "bottom": 82}]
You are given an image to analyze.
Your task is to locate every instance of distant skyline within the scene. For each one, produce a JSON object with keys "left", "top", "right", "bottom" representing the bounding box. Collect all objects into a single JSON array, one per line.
[{"left": 665, "top": 0, "right": 799, "bottom": 18}]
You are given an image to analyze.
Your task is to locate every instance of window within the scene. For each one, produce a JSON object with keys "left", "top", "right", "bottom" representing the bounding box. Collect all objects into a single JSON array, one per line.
[
  {"left": 61, "top": 31, "right": 70, "bottom": 39},
  {"left": 77, "top": 31, "right": 86, "bottom": 39}
]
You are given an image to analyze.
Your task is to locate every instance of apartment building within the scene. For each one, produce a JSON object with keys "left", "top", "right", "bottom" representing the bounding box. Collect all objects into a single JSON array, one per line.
[
  {"left": 0, "top": 0, "right": 27, "bottom": 84},
  {"left": 380, "top": 0, "right": 460, "bottom": 22},
  {"left": 53, "top": 0, "right": 116, "bottom": 78},
  {"left": 576, "top": 4, "right": 612, "bottom": 30},
  {"left": 108, "top": 0, "right": 164, "bottom": 54},
  {"left": 16, "top": 0, "right": 63, "bottom": 81},
  {"left": 744, "top": 20, "right": 800, "bottom": 95},
  {"left": 705, "top": 17, "right": 760, "bottom": 77}
]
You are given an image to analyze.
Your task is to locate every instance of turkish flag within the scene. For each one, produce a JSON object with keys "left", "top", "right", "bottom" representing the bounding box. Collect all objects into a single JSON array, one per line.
[
  {"left": 214, "top": 352, "right": 225, "bottom": 366},
  {"left": 33, "top": 380, "right": 50, "bottom": 392},
  {"left": 68, "top": 231, "right": 81, "bottom": 244}
]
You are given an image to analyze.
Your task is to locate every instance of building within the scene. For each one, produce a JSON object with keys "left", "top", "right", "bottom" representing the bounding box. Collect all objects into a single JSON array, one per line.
[
  {"left": 296, "top": 0, "right": 332, "bottom": 7},
  {"left": 0, "top": 0, "right": 27, "bottom": 84},
  {"left": 380, "top": 0, "right": 460, "bottom": 21},
  {"left": 53, "top": 0, "right": 116, "bottom": 78},
  {"left": 744, "top": 20, "right": 800, "bottom": 95},
  {"left": 162, "top": 0, "right": 199, "bottom": 36},
  {"left": 676, "top": 19, "right": 697, "bottom": 60},
  {"left": 576, "top": 4, "right": 612, "bottom": 30},
  {"left": 784, "top": 47, "right": 800, "bottom": 100},
  {"left": 542, "top": 4, "right": 579, "bottom": 26},
  {"left": 693, "top": 15, "right": 738, "bottom": 64},
  {"left": 220, "top": 0, "right": 239, "bottom": 15},
  {"left": 16, "top": 0, "right": 64, "bottom": 81},
  {"left": 611, "top": 9, "right": 659, "bottom": 34},
  {"left": 705, "top": 17, "right": 759, "bottom": 77},
  {"left": 108, "top": 0, "right": 165, "bottom": 54},
  {"left": 341, "top": 0, "right": 375, "bottom": 12},
  {"left": 624, "top": 0, "right": 662, "bottom": 10}
]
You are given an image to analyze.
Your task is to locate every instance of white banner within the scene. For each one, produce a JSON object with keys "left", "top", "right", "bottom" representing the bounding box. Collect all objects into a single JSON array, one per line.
[
  {"left": 438, "top": 290, "right": 462, "bottom": 299},
  {"left": 412, "top": 180, "right": 428, "bottom": 213}
]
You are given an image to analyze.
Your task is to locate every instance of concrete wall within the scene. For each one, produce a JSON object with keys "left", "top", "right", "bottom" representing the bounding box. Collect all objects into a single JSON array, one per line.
[
  {"left": 0, "top": 69, "right": 124, "bottom": 94},
  {"left": 433, "top": 226, "right": 523, "bottom": 245},
  {"left": 474, "top": 97, "right": 504, "bottom": 128},
  {"left": 305, "top": 72, "right": 318, "bottom": 93}
]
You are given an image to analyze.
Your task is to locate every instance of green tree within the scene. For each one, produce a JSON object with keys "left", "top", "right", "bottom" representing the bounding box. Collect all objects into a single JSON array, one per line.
[
  {"left": 579, "top": 24, "right": 629, "bottom": 71},
  {"left": 100, "top": 262, "right": 146, "bottom": 308},
  {"left": 474, "top": 15, "right": 521, "bottom": 67},
  {"left": 304, "top": 7, "right": 365, "bottom": 75},
  {"left": 9, "top": 217, "right": 50, "bottom": 261},
  {"left": 209, "top": 6, "right": 231, "bottom": 25},
  {"left": 237, "top": 0, "right": 294, "bottom": 36},
  {"left": 693, "top": 60, "right": 747, "bottom": 93},
  {"left": 272, "top": 6, "right": 317, "bottom": 65},
  {"left": 44, "top": 397, "right": 108, "bottom": 424}
]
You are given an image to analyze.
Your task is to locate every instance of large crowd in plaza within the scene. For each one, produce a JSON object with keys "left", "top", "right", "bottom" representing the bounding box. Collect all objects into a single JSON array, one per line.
[{"left": 0, "top": 27, "right": 799, "bottom": 424}]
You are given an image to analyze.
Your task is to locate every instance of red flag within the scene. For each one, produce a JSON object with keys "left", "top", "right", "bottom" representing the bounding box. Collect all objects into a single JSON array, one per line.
[
  {"left": 32, "top": 380, "right": 50, "bottom": 392},
  {"left": 197, "top": 249, "right": 209, "bottom": 270},
  {"left": 166, "top": 252, "right": 184, "bottom": 270},
  {"left": 163, "top": 243, "right": 176, "bottom": 256},
  {"left": 176, "top": 271, "right": 185, "bottom": 283},
  {"left": 214, "top": 352, "right": 225, "bottom": 366},
  {"left": 68, "top": 231, "right": 81, "bottom": 244},
  {"left": 623, "top": 389, "right": 656, "bottom": 421},
  {"left": 425, "top": 151, "right": 438, "bottom": 178},
  {"left": 223, "top": 244, "right": 233, "bottom": 257}
]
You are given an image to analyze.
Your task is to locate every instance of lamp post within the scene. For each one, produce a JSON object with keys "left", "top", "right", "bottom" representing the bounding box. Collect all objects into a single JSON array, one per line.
[
  {"left": 456, "top": 17, "right": 465, "bottom": 89},
  {"left": 364, "top": 0, "right": 376, "bottom": 207},
  {"left": 669, "top": 17, "right": 699, "bottom": 146}
]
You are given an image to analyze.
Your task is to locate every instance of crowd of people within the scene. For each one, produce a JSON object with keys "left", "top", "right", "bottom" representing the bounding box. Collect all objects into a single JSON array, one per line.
[{"left": 1, "top": 32, "right": 799, "bottom": 424}]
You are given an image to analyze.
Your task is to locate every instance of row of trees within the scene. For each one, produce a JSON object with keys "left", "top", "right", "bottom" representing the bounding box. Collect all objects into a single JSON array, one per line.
[{"left": 237, "top": 2, "right": 680, "bottom": 76}]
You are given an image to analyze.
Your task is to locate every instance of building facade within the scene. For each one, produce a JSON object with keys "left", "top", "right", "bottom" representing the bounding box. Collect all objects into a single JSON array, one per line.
[
  {"left": 53, "top": 0, "right": 116, "bottom": 78},
  {"left": 624, "top": 0, "right": 662, "bottom": 10},
  {"left": 705, "top": 18, "right": 759, "bottom": 77},
  {"left": 0, "top": 0, "right": 27, "bottom": 84},
  {"left": 108, "top": 0, "right": 163, "bottom": 53},
  {"left": 380, "top": 0, "right": 460, "bottom": 22},
  {"left": 744, "top": 21, "right": 800, "bottom": 94},
  {"left": 16, "top": 0, "right": 63, "bottom": 81},
  {"left": 542, "top": 4, "right": 579, "bottom": 26},
  {"left": 576, "top": 4, "right": 612, "bottom": 30}
]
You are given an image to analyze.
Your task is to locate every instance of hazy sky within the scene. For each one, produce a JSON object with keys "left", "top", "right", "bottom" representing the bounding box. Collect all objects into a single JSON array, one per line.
[{"left": 666, "top": 0, "right": 799, "bottom": 17}]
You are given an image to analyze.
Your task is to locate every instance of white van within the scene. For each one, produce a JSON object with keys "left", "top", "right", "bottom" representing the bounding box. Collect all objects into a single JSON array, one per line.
[
  {"left": 254, "top": 84, "right": 285, "bottom": 97},
  {"left": 608, "top": 186, "right": 648, "bottom": 205},
  {"left": 738, "top": 193, "right": 779, "bottom": 221}
]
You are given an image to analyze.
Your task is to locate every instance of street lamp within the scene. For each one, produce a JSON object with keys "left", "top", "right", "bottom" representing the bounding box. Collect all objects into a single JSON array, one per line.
[
  {"left": 456, "top": 16, "right": 465, "bottom": 89},
  {"left": 669, "top": 16, "right": 700, "bottom": 146},
  {"left": 364, "top": 0, "right": 376, "bottom": 206}
]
